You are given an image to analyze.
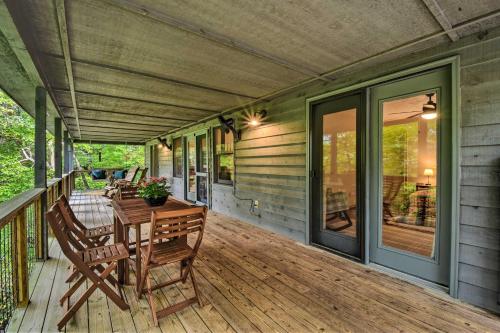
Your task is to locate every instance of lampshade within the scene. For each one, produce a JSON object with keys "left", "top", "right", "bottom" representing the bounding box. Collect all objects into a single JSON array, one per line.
[{"left": 423, "top": 168, "right": 434, "bottom": 176}]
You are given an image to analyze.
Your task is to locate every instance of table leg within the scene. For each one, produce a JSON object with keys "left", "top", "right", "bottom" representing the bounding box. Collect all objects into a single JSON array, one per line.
[
  {"left": 114, "top": 215, "right": 125, "bottom": 284},
  {"left": 123, "top": 225, "right": 130, "bottom": 285},
  {"left": 135, "top": 224, "right": 142, "bottom": 296}
]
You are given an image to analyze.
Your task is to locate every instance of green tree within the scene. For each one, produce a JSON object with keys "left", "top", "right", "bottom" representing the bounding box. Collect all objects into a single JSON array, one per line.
[{"left": 0, "top": 90, "right": 56, "bottom": 203}]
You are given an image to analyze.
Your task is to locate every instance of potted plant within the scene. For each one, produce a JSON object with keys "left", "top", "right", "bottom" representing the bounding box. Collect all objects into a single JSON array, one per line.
[{"left": 137, "top": 177, "right": 172, "bottom": 206}]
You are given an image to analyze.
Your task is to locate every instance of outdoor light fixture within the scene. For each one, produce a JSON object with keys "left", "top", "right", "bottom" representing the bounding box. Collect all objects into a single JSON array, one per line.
[
  {"left": 217, "top": 115, "right": 241, "bottom": 141},
  {"left": 248, "top": 109, "right": 267, "bottom": 127},
  {"left": 421, "top": 93, "right": 437, "bottom": 120},
  {"left": 157, "top": 137, "right": 172, "bottom": 150}
]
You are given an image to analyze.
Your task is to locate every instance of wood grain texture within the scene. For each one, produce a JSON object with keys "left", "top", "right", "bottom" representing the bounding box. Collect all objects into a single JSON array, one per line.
[{"left": 8, "top": 191, "right": 500, "bottom": 332}]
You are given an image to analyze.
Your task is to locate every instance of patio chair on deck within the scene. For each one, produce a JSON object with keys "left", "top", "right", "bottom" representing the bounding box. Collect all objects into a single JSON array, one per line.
[
  {"left": 46, "top": 203, "right": 129, "bottom": 331},
  {"left": 116, "top": 185, "right": 140, "bottom": 200},
  {"left": 383, "top": 175, "right": 405, "bottom": 221},
  {"left": 58, "top": 194, "right": 115, "bottom": 282},
  {"left": 107, "top": 167, "right": 148, "bottom": 199},
  {"left": 138, "top": 206, "right": 207, "bottom": 326},
  {"left": 103, "top": 166, "right": 139, "bottom": 197}
]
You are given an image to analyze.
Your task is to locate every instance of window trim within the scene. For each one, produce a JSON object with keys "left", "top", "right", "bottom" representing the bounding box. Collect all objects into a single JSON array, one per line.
[{"left": 213, "top": 126, "right": 234, "bottom": 186}]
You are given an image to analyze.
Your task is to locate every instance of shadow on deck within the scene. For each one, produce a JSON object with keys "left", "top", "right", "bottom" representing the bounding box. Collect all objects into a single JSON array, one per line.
[{"left": 7, "top": 191, "right": 500, "bottom": 332}]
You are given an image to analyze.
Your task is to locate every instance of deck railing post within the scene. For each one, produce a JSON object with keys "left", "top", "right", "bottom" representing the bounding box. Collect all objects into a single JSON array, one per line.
[
  {"left": 35, "top": 86, "right": 48, "bottom": 260},
  {"left": 35, "top": 196, "right": 43, "bottom": 259},
  {"left": 13, "top": 208, "right": 29, "bottom": 307}
]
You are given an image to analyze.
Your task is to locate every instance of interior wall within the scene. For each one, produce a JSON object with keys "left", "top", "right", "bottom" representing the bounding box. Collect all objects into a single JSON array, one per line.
[{"left": 146, "top": 28, "right": 500, "bottom": 312}]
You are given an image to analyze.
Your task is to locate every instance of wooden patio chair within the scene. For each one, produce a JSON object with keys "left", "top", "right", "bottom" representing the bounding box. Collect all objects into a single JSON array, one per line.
[
  {"left": 58, "top": 194, "right": 113, "bottom": 247},
  {"left": 46, "top": 203, "right": 129, "bottom": 331},
  {"left": 138, "top": 206, "right": 207, "bottom": 326},
  {"left": 108, "top": 167, "right": 148, "bottom": 199},
  {"left": 103, "top": 166, "right": 139, "bottom": 197},
  {"left": 383, "top": 175, "right": 405, "bottom": 221},
  {"left": 58, "top": 194, "right": 115, "bottom": 282},
  {"left": 116, "top": 185, "right": 139, "bottom": 200}
]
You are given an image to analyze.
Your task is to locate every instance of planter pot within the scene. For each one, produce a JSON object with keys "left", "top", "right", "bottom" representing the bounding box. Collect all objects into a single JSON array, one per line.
[{"left": 144, "top": 196, "right": 168, "bottom": 207}]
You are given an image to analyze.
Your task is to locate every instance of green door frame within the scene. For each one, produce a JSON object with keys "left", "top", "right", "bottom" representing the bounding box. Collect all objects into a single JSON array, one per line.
[
  {"left": 305, "top": 56, "right": 460, "bottom": 297},
  {"left": 183, "top": 128, "right": 211, "bottom": 206}
]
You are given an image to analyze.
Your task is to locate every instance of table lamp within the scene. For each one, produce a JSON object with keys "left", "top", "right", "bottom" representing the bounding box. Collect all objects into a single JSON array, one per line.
[{"left": 424, "top": 168, "right": 434, "bottom": 185}]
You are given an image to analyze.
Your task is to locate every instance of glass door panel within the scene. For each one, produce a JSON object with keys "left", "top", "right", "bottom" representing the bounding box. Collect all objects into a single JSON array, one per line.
[
  {"left": 186, "top": 136, "right": 196, "bottom": 201},
  {"left": 196, "top": 134, "right": 208, "bottom": 204},
  {"left": 369, "top": 67, "right": 451, "bottom": 286},
  {"left": 311, "top": 92, "right": 364, "bottom": 259},
  {"left": 322, "top": 109, "right": 357, "bottom": 237},
  {"left": 381, "top": 93, "right": 438, "bottom": 258}
]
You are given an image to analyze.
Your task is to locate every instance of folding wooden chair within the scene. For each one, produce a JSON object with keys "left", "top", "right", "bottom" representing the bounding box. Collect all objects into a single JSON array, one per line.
[
  {"left": 46, "top": 203, "right": 129, "bottom": 331},
  {"left": 58, "top": 194, "right": 113, "bottom": 247},
  {"left": 138, "top": 206, "right": 207, "bottom": 326}
]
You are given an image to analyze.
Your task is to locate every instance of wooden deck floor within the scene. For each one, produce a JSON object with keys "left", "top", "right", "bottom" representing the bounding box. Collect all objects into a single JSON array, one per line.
[{"left": 7, "top": 192, "right": 500, "bottom": 333}]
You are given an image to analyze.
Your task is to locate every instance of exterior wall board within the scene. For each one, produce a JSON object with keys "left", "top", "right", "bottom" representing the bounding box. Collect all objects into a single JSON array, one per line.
[{"left": 146, "top": 29, "right": 500, "bottom": 312}]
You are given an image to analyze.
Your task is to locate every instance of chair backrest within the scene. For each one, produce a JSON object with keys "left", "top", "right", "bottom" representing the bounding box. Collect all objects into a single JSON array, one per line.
[
  {"left": 116, "top": 185, "right": 139, "bottom": 200},
  {"left": 133, "top": 167, "right": 148, "bottom": 185},
  {"left": 46, "top": 203, "right": 86, "bottom": 260},
  {"left": 58, "top": 194, "right": 88, "bottom": 232},
  {"left": 145, "top": 206, "right": 208, "bottom": 262},
  {"left": 383, "top": 175, "right": 405, "bottom": 203},
  {"left": 124, "top": 166, "right": 139, "bottom": 182},
  {"left": 57, "top": 195, "right": 98, "bottom": 249}
]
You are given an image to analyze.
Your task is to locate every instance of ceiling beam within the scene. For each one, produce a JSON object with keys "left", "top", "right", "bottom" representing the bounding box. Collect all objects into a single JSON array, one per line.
[
  {"left": 76, "top": 128, "right": 159, "bottom": 137},
  {"left": 55, "top": 0, "right": 81, "bottom": 138},
  {"left": 104, "top": 0, "right": 333, "bottom": 82},
  {"left": 45, "top": 53, "right": 258, "bottom": 100},
  {"left": 3, "top": 0, "right": 72, "bottom": 136},
  {"left": 78, "top": 132, "right": 150, "bottom": 140},
  {"left": 421, "top": 0, "right": 459, "bottom": 42},
  {"left": 67, "top": 124, "right": 165, "bottom": 135},
  {"left": 73, "top": 139, "right": 144, "bottom": 145},
  {"left": 59, "top": 105, "right": 196, "bottom": 122},
  {"left": 53, "top": 88, "right": 219, "bottom": 113},
  {"left": 64, "top": 117, "right": 174, "bottom": 130}
]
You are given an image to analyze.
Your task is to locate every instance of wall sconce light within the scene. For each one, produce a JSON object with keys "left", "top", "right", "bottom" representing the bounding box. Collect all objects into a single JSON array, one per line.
[
  {"left": 248, "top": 109, "right": 267, "bottom": 127},
  {"left": 157, "top": 137, "right": 172, "bottom": 150},
  {"left": 217, "top": 115, "right": 241, "bottom": 141}
]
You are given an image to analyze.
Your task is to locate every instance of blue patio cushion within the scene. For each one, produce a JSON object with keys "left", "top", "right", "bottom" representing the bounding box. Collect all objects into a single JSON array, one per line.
[
  {"left": 91, "top": 169, "right": 106, "bottom": 180},
  {"left": 114, "top": 169, "right": 127, "bottom": 179}
]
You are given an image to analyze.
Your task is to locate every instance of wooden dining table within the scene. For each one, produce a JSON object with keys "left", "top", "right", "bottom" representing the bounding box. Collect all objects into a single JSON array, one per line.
[{"left": 111, "top": 197, "right": 193, "bottom": 294}]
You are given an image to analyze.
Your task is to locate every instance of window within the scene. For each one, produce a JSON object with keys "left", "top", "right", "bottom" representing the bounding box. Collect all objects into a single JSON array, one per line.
[
  {"left": 173, "top": 137, "right": 183, "bottom": 178},
  {"left": 214, "top": 127, "right": 234, "bottom": 185}
]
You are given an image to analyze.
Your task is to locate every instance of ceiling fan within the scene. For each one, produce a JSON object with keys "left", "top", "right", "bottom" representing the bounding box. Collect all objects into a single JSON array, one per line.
[{"left": 390, "top": 93, "right": 437, "bottom": 120}]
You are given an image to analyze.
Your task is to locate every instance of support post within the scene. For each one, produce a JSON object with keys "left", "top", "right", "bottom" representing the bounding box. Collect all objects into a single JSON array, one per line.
[
  {"left": 54, "top": 118, "right": 62, "bottom": 178},
  {"left": 63, "top": 130, "right": 70, "bottom": 173},
  {"left": 35, "top": 86, "right": 48, "bottom": 260}
]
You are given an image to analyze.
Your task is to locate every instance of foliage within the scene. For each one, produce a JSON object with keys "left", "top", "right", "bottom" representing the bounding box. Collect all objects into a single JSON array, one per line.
[
  {"left": 73, "top": 143, "right": 144, "bottom": 170},
  {"left": 138, "top": 177, "right": 171, "bottom": 199},
  {"left": 0, "top": 91, "right": 55, "bottom": 204},
  {"left": 72, "top": 143, "right": 144, "bottom": 191}
]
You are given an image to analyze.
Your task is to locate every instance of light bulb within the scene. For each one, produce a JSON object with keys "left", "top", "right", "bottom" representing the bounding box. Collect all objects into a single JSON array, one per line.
[
  {"left": 421, "top": 112, "right": 437, "bottom": 120},
  {"left": 249, "top": 119, "right": 260, "bottom": 126}
]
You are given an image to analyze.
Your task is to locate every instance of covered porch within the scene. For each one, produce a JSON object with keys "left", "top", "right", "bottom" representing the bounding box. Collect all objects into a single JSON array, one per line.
[
  {"left": 0, "top": 0, "right": 500, "bottom": 331},
  {"left": 7, "top": 191, "right": 500, "bottom": 333}
]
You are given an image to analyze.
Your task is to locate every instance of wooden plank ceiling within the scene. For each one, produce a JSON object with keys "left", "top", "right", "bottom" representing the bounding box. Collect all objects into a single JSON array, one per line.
[{"left": 4, "top": 0, "right": 500, "bottom": 143}]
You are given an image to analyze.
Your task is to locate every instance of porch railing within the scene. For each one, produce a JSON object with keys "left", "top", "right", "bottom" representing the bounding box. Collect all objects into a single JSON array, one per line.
[{"left": 0, "top": 171, "right": 75, "bottom": 330}]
